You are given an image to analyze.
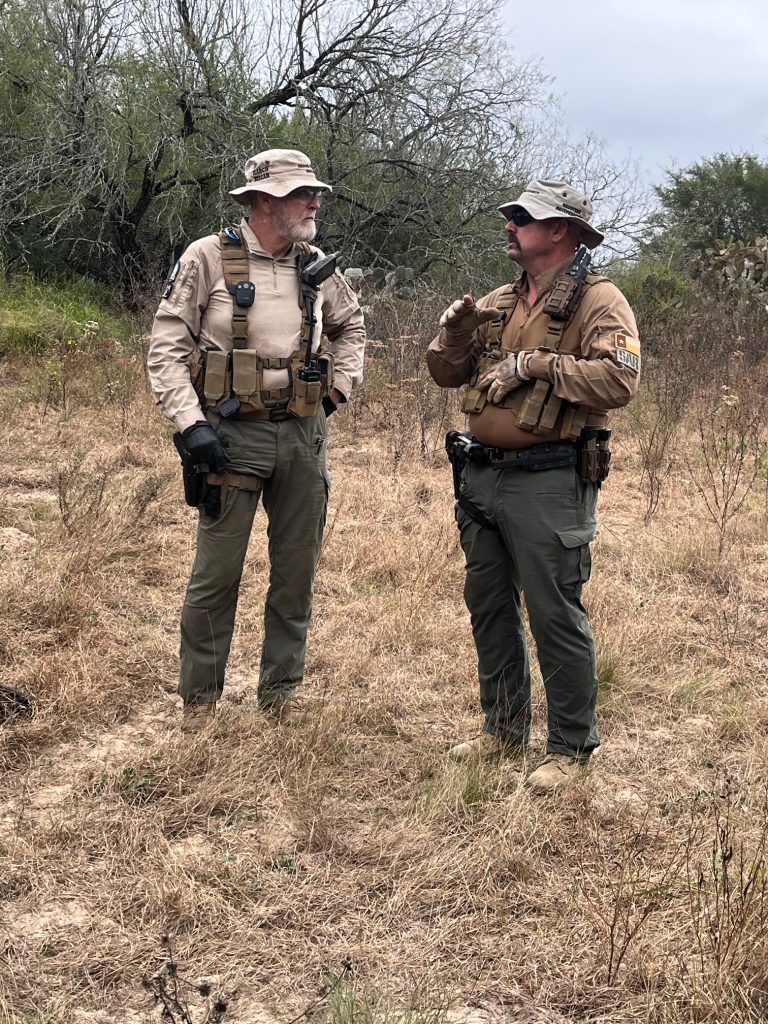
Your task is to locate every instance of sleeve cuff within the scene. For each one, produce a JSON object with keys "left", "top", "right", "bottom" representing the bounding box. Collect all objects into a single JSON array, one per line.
[
  {"left": 175, "top": 407, "right": 207, "bottom": 432},
  {"left": 332, "top": 373, "right": 353, "bottom": 401},
  {"left": 528, "top": 349, "right": 555, "bottom": 381}
]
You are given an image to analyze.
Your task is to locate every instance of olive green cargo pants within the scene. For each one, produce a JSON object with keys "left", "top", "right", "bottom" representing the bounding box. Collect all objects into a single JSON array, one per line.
[
  {"left": 456, "top": 459, "right": 599, "bottom": 759},
  {"left": 179, "top": 410, "right": 329, "bottom": 707}
]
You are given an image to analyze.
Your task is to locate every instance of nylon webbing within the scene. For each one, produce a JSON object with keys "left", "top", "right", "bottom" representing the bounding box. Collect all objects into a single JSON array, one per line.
[{"left": 219, "top": 230, "right": 251, "bottom": 349}]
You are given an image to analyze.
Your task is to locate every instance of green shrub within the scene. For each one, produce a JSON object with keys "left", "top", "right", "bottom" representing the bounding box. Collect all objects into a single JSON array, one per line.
[{"left": 0, "top": 273, "right": 136, "bottom": 354}]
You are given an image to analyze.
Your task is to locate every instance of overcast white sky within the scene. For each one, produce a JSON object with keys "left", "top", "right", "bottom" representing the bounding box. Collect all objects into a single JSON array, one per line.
[{"left": 502, "top": 0, "right": 768, "bottom": 183}]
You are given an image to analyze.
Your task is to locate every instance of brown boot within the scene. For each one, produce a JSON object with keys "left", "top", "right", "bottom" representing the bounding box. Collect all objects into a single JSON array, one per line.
[
  {"left": 526, "top": 753, "right": 587, "bottom": 794},
  {"left": 259, "top": 693, "right": 301, "bottom": 723},
  {"left": 448, "top": 733, "right": 524, "bottom": 762},
  {"left": 180, "top": 703, "right": 216, "bottom": 733}
]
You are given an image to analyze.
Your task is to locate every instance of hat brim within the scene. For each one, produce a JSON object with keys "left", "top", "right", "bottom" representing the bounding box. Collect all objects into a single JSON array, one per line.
[
  {"left": 229, "top": 176, "right": 332, "bottom": 203},
  {"left": 497, "top": 200, "right": 604, "bottom": 249}
]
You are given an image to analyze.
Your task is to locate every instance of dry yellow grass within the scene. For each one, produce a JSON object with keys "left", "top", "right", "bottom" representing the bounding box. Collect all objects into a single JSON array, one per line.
[{"left": 2, "top": 333, "right": 768, "bottom": 1024}]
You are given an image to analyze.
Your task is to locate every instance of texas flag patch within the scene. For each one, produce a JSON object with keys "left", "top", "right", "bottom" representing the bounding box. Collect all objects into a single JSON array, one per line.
[{"left": 614, "top": 333, "right": 640, "bottom": 371}]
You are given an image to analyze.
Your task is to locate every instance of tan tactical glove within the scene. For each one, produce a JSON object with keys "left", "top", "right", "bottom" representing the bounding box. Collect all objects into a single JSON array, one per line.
[
  {"left": 478, "top": 351, "right": 533, "bottom": 404},
  {"left": 439, "top": 294, "right": 502, "bottom": 341}
]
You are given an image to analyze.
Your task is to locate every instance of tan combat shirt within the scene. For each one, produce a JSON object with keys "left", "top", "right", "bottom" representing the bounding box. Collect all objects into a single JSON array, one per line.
[
  {"left": 147, "top": 219, "right": 366, "bottom": 432},
  {"left": 427, "top": 257, "right": 640, "bottom": 448}
]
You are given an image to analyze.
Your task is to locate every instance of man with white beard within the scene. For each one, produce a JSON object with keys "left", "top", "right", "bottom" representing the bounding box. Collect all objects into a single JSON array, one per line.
[{"left": 148, "top": 150, "right": 366, "bottom": 731}]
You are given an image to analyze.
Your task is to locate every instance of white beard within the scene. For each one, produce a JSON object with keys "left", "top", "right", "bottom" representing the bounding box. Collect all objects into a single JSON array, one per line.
[{"left": 272, "top": 205, "right": 317, "bottom": 243}]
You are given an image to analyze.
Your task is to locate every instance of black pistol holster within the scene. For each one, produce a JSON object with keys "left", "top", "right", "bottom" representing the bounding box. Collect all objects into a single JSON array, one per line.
[
  {"left": 173, "top": 432, "right": 216, "bottom": 512},
  {"left": 445, "top": 430, "right": 498, "bottom": 530}
]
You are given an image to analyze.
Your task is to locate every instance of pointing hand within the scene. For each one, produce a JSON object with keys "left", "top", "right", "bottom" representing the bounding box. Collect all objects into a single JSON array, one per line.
[{"left": 439, "top": 295, "right": 502, "bottom": 336}]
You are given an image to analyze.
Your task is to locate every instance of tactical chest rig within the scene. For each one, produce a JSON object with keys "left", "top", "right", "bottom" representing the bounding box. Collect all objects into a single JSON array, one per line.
[
  {"left": 199, "top": 228, "right": 335, "bottom": 421},
  {"left": 461, "top": 246, "right": 607, "bottom": 441}
]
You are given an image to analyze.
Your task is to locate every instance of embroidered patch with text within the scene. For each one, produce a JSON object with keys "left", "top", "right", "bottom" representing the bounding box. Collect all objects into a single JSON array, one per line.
[
  {"left": 161, "top": 260, "right": 180, "bottom": 299},
  {"left": 616, "top": 348, "right": 640, "bottom": 372}
]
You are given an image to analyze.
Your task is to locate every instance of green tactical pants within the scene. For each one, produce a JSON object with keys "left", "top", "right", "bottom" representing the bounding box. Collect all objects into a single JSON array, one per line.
[
  {"left": 179, "top": 409, "right": 330, "bottom": 707},
  {"left": 456, "top": 458, "right": 600, "bottom": 759}
]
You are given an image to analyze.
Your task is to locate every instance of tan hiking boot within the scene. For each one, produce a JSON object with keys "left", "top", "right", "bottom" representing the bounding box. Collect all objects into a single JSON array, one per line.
[
  {"left": 448, "top": 733, "right": 523, "bottom": 762},
  {"left": 526, "top": 753, "right": 587, "bottom": 794},
  {"left": 259, "top": 693, "right": 300, "bottom": 723},
  {"left": 180, "top": 703, "right": 216, "bottom": 733}
]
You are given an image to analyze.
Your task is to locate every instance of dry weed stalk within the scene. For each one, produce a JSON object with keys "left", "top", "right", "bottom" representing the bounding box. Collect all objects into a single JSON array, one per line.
[
  {"left": 577, "top": 812, "right": 689, "bottom": 987},
  {"left": 685, "top": 384, "right": 767, "bottom": 556},
  {"left": 630, "top": 355, "right": 691, "bottom": 523}
]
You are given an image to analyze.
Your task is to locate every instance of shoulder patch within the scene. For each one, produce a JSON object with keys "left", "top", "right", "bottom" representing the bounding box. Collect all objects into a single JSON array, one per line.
[
  {"left": 161, "top": 260, "right": 181, "bottom": 299},
  {"left": 615, "top": 347, "right": 640, "bottom": 372},
  {"left": 615, "top": 332, "right": 641, "bottom": 356}
]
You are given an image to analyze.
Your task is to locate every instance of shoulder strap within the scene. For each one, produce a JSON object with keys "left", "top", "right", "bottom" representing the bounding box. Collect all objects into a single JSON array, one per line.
[
  {"left": 296, "top": 243, "right": 320, "bottom": 365},
  {"left": 488, "top": 285, "right": 520, "bottom": 349},
  {"left": 541, "top": 246, "right": 592, "bottom": 351},
  {"left": 219, "top": 228, "right": 250, "bottom": 350}
]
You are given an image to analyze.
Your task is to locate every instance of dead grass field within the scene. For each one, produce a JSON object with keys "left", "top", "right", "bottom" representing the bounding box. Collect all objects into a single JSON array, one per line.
[{"left": 2, "top": 333, "right": 768, "bottom": 1024}]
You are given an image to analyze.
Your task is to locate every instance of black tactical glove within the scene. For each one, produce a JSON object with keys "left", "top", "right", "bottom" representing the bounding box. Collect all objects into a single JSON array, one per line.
[
  {"left": 322, "top": 394, "right": 338, "bottom": 416},
  {"left": 181, "top": 422, "right": 227, "bottom": 474}
]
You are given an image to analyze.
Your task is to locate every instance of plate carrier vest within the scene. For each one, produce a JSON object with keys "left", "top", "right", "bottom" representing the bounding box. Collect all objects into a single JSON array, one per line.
[
  {"left": 461, "top": 247, "right": 609, "bottom": 441},
  {"left": 196, "top": 228, "right": 334, "bottom": 420}
]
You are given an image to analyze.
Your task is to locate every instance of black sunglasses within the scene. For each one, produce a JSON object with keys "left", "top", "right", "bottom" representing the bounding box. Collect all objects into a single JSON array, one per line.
[{"left": 507, "top": 209, "right": 535, "bottom": 227}]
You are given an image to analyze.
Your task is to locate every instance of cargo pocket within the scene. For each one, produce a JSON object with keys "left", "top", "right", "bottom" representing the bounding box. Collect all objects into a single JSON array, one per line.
[{"left": 555, "top": 525, "right": 596, "bottom": 587}]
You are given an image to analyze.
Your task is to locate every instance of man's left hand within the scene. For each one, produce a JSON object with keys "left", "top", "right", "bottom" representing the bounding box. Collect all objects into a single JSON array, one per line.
[{"left": 477, "top": 352, "right": 531, "bottom": 404}]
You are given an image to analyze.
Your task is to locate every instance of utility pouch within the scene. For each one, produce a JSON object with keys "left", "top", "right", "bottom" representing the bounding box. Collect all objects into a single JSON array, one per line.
[
  {"left": 231, "top": 349, "right": 266, "bottom": 411},
  {"left": 317, "top": 352, "right": 334, "bottom": 393},
  {"left": 203, "top": 350, "right": 229, "bottom": 404},
  {"left": 288, "top": 376, "right": 322, "bottom": 418},
  {"left": 543, "top": 277, "right": 580, "bottom": 319},
  {"left": 537, "top": 393, "right": 563, "bottom": 434},
  {"left": 577, "top": 428, "right": 612, "bottom": 484},
  {"left": 561, "top": 404, "right": 590, "bottom": 441},
  {"left": 517, "top": 379, "right": 552, "bottom": 432},
  {"left": 461, "top": 351, "right": 502, "bottom": 414}
]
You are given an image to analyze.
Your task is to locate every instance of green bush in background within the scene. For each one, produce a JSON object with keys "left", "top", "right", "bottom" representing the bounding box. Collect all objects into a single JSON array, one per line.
[{"left": 0, "top": 274, "right": 136, "bottom": 355}]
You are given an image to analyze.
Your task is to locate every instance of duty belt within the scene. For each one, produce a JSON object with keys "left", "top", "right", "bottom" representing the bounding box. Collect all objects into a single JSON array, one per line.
[
  {"left": 446, "top": 431, "right": 577, "bottom": 473},
  {"left": 229, "top": 406, "right": 292, "bottom": 423},
  {"left": 487, "top": 442, "right": 577, "bottom": 472}
]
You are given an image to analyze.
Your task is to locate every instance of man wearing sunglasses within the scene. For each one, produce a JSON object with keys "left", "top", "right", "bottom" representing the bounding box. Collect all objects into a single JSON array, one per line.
[
  {"left": 427, "top": 179, "right": 640, "bottom": 792},
  {"left": 148, "top": 149, "right": 365, "bottom": 731}
]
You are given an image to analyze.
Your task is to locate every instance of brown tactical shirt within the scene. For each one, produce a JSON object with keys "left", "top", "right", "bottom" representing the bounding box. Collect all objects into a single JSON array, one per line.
[
  {"left": 147, "top": 219, "right": 366, "bottom": 432},
  {"left": 427, "top": 256, "right": 640, "bottom": 448}
]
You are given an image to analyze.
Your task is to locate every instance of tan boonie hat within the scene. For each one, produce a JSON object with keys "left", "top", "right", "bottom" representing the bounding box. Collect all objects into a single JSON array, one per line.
[
  {"left": 229, "top": 149, "right": 331, "bottom": 203},
  {"left": 498, "top": 179, "right": 604, "bottom": 249}
]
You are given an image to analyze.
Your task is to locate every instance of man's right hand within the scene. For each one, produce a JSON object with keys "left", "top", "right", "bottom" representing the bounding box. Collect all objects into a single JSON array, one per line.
[
  {"left": 439, "top": 295, "right": 502, "bottom": 336},
  {"left": 181, "top": 422, "right": 227, "bottom": 473}
]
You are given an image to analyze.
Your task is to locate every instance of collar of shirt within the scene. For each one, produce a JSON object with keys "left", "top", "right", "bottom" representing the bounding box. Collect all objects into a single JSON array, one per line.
[
  {"left": 512, "top": 254, "right": 575, "bottom": 303},
  {"left": 238, "top": 218, "right": 302, "bottom": 262}
]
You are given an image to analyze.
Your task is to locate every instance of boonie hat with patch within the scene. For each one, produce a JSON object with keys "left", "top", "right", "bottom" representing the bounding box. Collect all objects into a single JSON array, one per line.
[
  {"left": 229, "top": 149, "right": 331, "bottom": 203},
  {"left": 498, "top": 179, "right": 604, "bottom": 249}
]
